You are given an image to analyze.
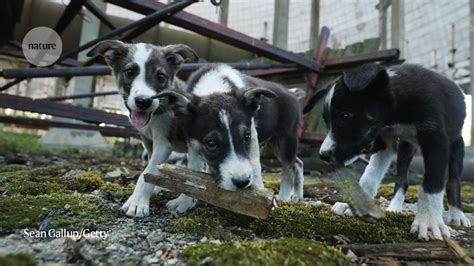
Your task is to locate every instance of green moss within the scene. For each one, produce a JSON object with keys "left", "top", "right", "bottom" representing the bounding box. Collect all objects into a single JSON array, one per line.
[
  {"left": 379, "top": 183, "right": 474, "bottom": 204},
  {"left": 62, "top": 171, "right": 104, "bottom": 192},
  {"left": 0, "top": 193, "right": 119, "bottom": 233},
  {"left": 0, "top": 253, "right": 37, "bottom": 266},
  {"left": 0, "top": 164, "right": 29, "bottom": 173},
  {"left": 378, "top": 184, "right": 418, "bottom": 203},
  {"left": 100, "top": 182, "right": 134, "bottom": 200},
  {"left": 251, "top": 203, "right": 416, "bottom": 244},
  {"left": 1, "top": 181, "right": 65, "bottom": 196},
  {"left": 183, "top": 238, "right": 348, "bottom": 266},
  {"left": 462, "top": 203, "right": 474, "bottom": 213},
  {"left": 0, "top": 133, "right": 42, "bottom": 153}
]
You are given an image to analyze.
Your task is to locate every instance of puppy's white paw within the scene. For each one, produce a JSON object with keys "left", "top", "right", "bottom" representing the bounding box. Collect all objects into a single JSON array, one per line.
[
  {"left": 386, "top": 200, "right": 404, "bottom": 212},
  {"left": 410, "top": 213, "right": 450, "bottom": 241},
  {"left": 122, "top": 194, "right": 150, "bottom": 217},
  {"left": 166, "top": 194, "right": 197, "bottom": 213},
  {"left": 275, "top": 192, "right": 292, "bottom": 202},
  {"left": 290, "top": 192, "right": 303, "bottom": 201},
  {"left": 447, "top": 206, "right": 471, "bottom": 227},
  {"left": 331, "top": 202, "right": 353, "bottom": 216}
]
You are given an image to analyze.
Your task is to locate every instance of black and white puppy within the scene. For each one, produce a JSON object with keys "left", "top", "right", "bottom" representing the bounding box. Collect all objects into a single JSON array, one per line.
[
  {"left": 158, "top": 64, "right": 304, "bottom": 200},
  {"left": 88, "top": 41, "right": 201, "bottom": 216},
  {"left": 312, "top": 63, "right": 470, "bottom": 240}
]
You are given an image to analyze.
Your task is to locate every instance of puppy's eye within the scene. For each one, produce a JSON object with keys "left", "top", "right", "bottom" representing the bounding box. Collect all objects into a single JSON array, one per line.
[
  {"left": 243, "top": 131, "right": 251, "bottom": 142},
  {"left": 124, "top": 67, "right": 136, "bottom": 78},
  {"left": 205, "top": 140, "right": 218, "bottom": 151},
  {"left": 339, "top": 112, "right": 353, "bottom": 120},
  {"left": 157, "top": 73, "right": 168, "bottom": 86}
]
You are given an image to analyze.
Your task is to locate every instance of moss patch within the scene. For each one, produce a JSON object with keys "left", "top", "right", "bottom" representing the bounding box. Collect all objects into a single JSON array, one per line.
[
  {"left": 378, "top": 183, "right": 474, "bottom": 205},
  {"left": 0, "top": 193, "right": 119, "bottom": 234},
  {"left": 0, "top": 253, "right": 37, "bottom": 266},
  {"left": 183, "top": 238, "right": 348, "bottom": 266},
  {"left": 251, "top": 203, "right": 416, "bottom": 244},
  {"left": 62, "top": 170, "right": 104, "bottom": 192},
  {"left": 174, "top": 208, "right": 253, "bottom": 240},
  {"left": 175, "top": 203, "right": 415, "bottom": 244},
  {"left": 0, "top": 133, "right": 42, "bottom": 153}
]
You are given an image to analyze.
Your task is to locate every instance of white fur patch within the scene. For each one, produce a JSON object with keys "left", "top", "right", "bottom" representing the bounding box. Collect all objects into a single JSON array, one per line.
[
  {"left": 324, "top": 84, "right": 335, "bottom": 108},
  {"left": 387, "top": 68, "right": 398, "bottom": 77},
  {"left": 359, "top": 148, "right": 395, "bottom": 198},
  {"left": 218, "top": 110, "right": 254, "bottom": 191},
  {"left": 320, "top": 131, "right": 336, "bottom": 155},
  {"left": 343, "top": 155, "right": 359, "bottom": 166},
  {"left": 166, "top": 194, "right": 197, "bottom": 213},
  {"left": 410, "top": 188, "right": 450, "bottom": 240},
  {"left": 386, "top": 188, "right": 405, "bottom": 212},
  {"left": 193, "top": 65, "right": 245, "bottom": 97},
  {"left": 127, "top": 43, "right": 159, "bottom": 112},
  {"left": 447, "top": 205, "right": 471, "bottom": 227},
  {"left": 331, "top": 202, "right": 353, "bottom": 216}
]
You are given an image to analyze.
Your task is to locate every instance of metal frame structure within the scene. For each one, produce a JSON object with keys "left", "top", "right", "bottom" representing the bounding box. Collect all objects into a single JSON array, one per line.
[{"left": 0, "top": 0, "right": 400, "bottom": 145}]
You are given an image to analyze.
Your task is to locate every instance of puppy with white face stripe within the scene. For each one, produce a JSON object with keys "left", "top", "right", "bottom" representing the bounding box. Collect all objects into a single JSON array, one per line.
[
  {"left": 158, "top": 64, "right": 304, "bottom": 199},
  {"left": 305, "top": 63, "right": 471, "bottom": 240},
  {"left": 88, "top": 41, "right": 201, "bottom": 216}
]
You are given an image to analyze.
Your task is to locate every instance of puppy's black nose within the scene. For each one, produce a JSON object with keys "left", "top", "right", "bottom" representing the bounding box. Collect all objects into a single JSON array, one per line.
[
  {"left": 320, "top": 151, "right": 332, "bottom": 162},
  {"left": 135, "top": 97, "right": 152, "bottom": 110},
  {"left": 232, "top": 178, "right": 250, "bottom": 189}
]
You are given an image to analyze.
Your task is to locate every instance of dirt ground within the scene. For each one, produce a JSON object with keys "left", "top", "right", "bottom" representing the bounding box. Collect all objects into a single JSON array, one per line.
[{"left": 0, "top": 134, "right": 473, "bottom": 265}]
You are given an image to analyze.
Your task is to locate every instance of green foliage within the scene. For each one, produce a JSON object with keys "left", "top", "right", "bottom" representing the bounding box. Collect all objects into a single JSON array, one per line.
[
  {"left": 183, "top": 238, "right": 348, "bottom": 266},
  {"left": 0, "top": 253, "right": 37, "bottom": 266},
  {"left": 0, "top": 133, "right": 42, "bottom": 153},
  {"left": 250, "top": 203, "right": 416, "bottom": 244}
]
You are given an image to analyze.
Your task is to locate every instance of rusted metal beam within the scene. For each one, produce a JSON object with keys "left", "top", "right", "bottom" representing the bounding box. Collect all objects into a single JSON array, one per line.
[
  {"left": 1, "top": 0, "right": 197, "bottom": 92},
  {"left": 0, "top": 63, "right": 297, "bottom": 79},
  {"left": 324, "top": 48, "right": 400, "bottom": 70},
  {"left": 298, "top": 26, "right": 330, "bottom": 137},
  {"left": 42, "top": 91, "right": 119, "bottom": 101},
  {"left": 106, "top": 0, "right": 321, "bottom": 72},
  {"left": 0, "top": 116, "right": 139, "bottom": 138},
  {"left": 0, "top": 94, "right": 131, "bottom": 127},
  {"left": 84, "top": 0, "right": 117, "bottom": 30}
]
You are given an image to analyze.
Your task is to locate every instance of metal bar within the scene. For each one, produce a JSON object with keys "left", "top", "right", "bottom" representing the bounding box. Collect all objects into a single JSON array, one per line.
[
  {"left": 54, "top": 0, "right": 88, "bottom": 35},
  {"left": 1, "top": 0, "right": 196, "bottom": 92},
  {"left": 298, "top": 26, "right": 330, "bottom": 137},
  {"left": 246, "top": 49, "right": 401, "bottom": 77},
  {"left": 43, "top": 91, "right": 119, "bottom": 101},
  {"left": 107, "top": 0, "right": 321, "bottom": 72},
  {"left": 0, "top": 116, "right": 139, "bottom": 138},
  {"left": 84, "top": 0, "right": 117, "bottom": 30},
  {"left": 324, "top": 48, "right": 400, "bottom": 70},
  {"left": 0, "top": 94, "right": 131, "bottom": 127},
  {"left": 0, "top": 47, "right": 82, "bottom": 67},
  {"left": 0, "top": 63, "right": 297, "bottom": 79}
]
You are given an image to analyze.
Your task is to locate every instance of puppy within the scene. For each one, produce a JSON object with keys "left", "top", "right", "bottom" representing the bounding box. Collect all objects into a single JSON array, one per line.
[
  {"left": 87, "top": 41, "right": 201, "bottom": 216},
  {"left": 311, "top": 63, "right": 470, "bottom": 240},
  {"left": 157, "top": 64, "right": 304, "bottom": 199}
]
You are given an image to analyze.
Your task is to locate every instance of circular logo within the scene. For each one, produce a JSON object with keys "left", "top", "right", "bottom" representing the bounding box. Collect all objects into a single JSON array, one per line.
[{"left": 22, "top": 27, "right": 62, "bottom": 67}]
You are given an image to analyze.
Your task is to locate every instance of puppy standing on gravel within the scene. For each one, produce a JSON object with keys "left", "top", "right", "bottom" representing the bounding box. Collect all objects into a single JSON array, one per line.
[
  {"left": 157, "top": 64, "right": 304, "bottom": 200},
  {"left": 307, "top": 63, "right": 470, "bottom": 240},
  {"left": 88, "top": 41, "right": 202, "bottom": 216}
]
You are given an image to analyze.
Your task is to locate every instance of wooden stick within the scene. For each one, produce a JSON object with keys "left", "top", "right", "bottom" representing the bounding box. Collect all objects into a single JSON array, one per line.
[
  {"left": 144, "top": 164, "right": 275, "bottom": 219},
  {"left": 443, "top": 235, "right": 474, "bottom": 264},
  {"left": 327, "top": 167, "right": 385, "bottom": 222}
]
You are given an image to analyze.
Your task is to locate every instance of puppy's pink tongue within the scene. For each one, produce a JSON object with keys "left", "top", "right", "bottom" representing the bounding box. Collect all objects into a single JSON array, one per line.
[{"left": 130, "top": 111, "right": 150, "bottom": 128}]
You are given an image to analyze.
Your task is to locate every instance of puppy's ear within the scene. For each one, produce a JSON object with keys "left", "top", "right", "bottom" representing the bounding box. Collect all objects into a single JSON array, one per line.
[
  {"left": 342, "top": 64, "right": 389, "bottom": 93},
  {"left": 303, "top": 84, "right": 331, "bottom": 114},
  {"left": 154, "top": 90, "right": 195, "bottom": 116},
  {"left": 163, "top": 44, "right": 199, "bottom": 69},
  {"left": 87, "top": 40, "right": 128, "bottom": 65},
  {"left": 240, "top": 87, "right": 277, "bottom": 112}
]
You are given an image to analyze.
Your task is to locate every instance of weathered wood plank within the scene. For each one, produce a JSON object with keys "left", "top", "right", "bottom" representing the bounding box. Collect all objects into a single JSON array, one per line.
[{"left": 144, "top": 164, "right": 274, "bottom": 219}]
